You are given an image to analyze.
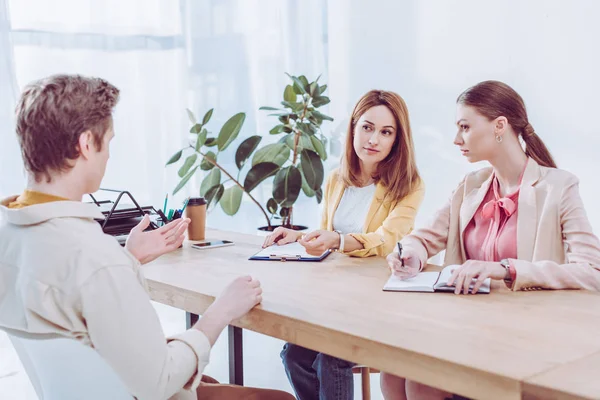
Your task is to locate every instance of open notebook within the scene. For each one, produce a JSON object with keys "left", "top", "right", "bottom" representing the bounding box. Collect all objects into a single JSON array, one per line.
[
  {"left": 249, "top": 241, "right": 331, "bottom": 262},
  {"left": 383, "top": 265, "right": 491, "bottom": 293}
]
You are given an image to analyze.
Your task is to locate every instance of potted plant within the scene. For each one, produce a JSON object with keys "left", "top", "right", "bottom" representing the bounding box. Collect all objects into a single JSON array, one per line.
[
  {"left": 254, "top": 73, "right": 333, "bottom": 232},
  {"left": 165, "top": 73, "right": 332, "bottom": 232}
]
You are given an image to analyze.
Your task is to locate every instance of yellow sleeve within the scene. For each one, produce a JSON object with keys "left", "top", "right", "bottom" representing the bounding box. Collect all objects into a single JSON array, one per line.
[
  {"left": 345, "top": 181, "right": 425, "bottom": 257},
  {"left": 320, "top": 171, "right": 337, "bottom": 230}
]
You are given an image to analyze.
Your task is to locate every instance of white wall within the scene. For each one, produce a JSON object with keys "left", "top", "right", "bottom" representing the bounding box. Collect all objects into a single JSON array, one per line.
[{"left": 328, "top": 0, "right": 600, "bottom": 231}]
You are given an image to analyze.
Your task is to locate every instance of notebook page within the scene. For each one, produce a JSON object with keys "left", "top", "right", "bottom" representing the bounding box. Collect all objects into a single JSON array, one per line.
[
  {"left": 434, "top": 265, "right": 491, "bottom": 293},
  {"left": 383, "top": 272, "right": 439, "bottom": 292},
  {"left": 254, "top": 242, "right": 327, "bottom": 259}
]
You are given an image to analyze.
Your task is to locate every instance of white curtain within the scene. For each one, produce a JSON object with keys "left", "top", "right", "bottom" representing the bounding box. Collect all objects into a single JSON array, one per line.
[
  {"left": 0, "top": 0, "right": 22, "bottom": 197},
  {"left": 1, "top": 0, "right": 329, "bottom": 232}
]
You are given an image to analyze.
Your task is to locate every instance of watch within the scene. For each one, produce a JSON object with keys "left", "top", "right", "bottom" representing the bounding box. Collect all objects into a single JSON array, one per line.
[
  {"left": 500, "top": 259, "right": 512, "bottom": 282},
  {"left": 334, "top": 230, "right": 344, "bottom": 253}
]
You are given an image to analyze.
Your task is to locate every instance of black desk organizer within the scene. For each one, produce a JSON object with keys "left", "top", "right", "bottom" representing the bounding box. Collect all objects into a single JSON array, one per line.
[{"left": 88, "top": 188, "right": 165, "bottom": 246}]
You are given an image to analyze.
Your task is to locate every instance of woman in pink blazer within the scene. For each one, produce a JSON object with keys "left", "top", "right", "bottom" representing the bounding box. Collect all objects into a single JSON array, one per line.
[{"left": 381, "top": 80, "right": 600, "bottom": 400}]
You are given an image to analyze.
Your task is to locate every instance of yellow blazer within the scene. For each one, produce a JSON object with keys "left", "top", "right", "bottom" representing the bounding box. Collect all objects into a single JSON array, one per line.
[
  {"left": 320, "top": 168, "right": 425, "bottom": 257},
  {"left": 402, "top": 158, "right": 600, "bottom": 291}
]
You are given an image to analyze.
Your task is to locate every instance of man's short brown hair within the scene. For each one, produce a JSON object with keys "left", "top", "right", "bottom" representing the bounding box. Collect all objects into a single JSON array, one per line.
[{"left": 15, "top": 74, "right": 120, "bottom": 182}]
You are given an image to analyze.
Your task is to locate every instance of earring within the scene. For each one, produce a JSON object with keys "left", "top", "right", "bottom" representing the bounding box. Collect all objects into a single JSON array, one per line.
[{"left": 495, "top": 135, "right": 503, "bottom": 143}]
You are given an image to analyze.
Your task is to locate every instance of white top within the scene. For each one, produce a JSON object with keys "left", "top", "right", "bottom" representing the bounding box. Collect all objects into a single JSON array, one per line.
[
  {"left": 0, "top": 198, "right": 209, "bottom": 400},
  {"left": 332, "top": 183, "right": 376, "bottom": 234}
]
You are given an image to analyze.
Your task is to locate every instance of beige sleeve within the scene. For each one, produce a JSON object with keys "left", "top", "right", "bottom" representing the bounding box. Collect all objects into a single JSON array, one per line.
[
  {"left": 512, "top": 177, "right": 600, "bottom": 291},
  {"left": 79, "top": 265, "right": 211, "bottom": 400},
  {"left": 400, "top": 189, "right": 456, "bottom": 267}
]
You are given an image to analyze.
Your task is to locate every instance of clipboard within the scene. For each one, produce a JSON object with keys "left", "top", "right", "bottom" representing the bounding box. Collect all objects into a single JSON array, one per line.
[{"left": 249, "top": 242, "right": 331, "bottom": 262}]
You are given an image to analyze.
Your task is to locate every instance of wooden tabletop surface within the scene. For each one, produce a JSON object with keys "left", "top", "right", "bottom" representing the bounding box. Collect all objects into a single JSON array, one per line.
[{"left": 144, "top": 229, "right": 600, "bottom": 400}]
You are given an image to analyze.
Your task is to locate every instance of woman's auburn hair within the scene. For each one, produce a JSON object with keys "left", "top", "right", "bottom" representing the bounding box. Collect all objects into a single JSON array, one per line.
[{"left": 339, "top": 89, "right": 421, "bottom": 203}]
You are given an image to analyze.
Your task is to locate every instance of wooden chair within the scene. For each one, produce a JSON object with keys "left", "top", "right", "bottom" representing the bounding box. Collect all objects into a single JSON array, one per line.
[{"left": 352, "top": 366, "right": 379, "bottom": 400}]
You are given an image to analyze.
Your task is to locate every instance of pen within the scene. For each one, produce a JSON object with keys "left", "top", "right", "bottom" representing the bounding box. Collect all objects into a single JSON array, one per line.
[
  {"left": 397, "top": 242, "right": 404, "bottom": 267},
  {"left": 163, "top": 194, "right": 168, "bottom": 214},
  {"left": 180, "top": 197, "right": 190, "bottom": 216}
]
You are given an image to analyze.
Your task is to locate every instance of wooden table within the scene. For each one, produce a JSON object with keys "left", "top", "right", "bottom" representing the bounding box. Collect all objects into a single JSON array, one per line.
[
  {"left": 144, "top": 230, "right": 600, "bottom": 400},
  {"left": 522, "top": 350, "right": 600, "bottom": 399}
]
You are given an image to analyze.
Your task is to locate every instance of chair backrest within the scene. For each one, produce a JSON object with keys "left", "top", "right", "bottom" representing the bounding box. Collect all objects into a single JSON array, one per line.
[{"left": 9, "top": 335, "right": 132, "bottom": 400}]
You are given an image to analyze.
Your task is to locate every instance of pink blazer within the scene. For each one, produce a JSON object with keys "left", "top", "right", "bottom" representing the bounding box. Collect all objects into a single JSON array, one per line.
[{"left": 402, "top": 158, "right": 600, "bottom": 291}]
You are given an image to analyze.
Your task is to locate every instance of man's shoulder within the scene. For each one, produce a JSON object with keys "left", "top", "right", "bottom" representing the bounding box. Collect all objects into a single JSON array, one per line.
[{"left": 1, "top": 216, "right": 138, "bottom": 284}]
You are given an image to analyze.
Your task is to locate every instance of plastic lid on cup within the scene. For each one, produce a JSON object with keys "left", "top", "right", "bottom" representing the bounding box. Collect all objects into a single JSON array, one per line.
[{"left": 187, "top": 197, "right": 207, "bottom": 206}]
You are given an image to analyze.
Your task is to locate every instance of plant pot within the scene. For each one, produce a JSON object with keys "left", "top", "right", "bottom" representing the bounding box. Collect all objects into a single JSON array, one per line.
[{"left": 255, "top": 224, "right": 309, "bottom": 237}]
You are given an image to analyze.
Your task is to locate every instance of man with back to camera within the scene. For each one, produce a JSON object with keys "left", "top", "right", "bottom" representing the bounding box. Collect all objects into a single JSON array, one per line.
[{"left": 0, "top": 74, "right": 294, "bottom": 400}]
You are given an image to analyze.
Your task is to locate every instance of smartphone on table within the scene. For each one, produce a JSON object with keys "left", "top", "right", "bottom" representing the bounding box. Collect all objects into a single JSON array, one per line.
[{"left": 191, "top": 240, "right": 234, "bottom": 250}]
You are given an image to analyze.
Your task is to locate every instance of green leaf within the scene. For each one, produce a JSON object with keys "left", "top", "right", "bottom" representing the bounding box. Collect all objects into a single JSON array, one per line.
[
  {"left": 186, "top": 108, "right": 196, "bottom": 124},
  {"left": 270, "top": 124, "right": 285, "bottom": 135},
  {"left": 286, "top": 73, "right": 306, "bottom": 94},
  {"left": 259, "top": 106, "right": 281, "bottom": 111},
  {"left": 283, "top": 132, "right": 315, "bottom": 153},
  {"left": 296, "top": 122, "right": 315, "bottom": 136},
  {"left": 196, "top": 129, "right": 207, "bottom": 151},
  {"left": 315, "top": 188, "right": 323, "bottom": 204},
  {"left": 309, "top": 82, "right": 318, "bottom": 97},
  {"left": 267, "top": 198, "right": 278, "bottom": 214},
  {"left": 190, "top": 123, "right": 202, "bottom": 134},
  {"left": 300, "top": 149, "right": 324, "bottom": 190},
  {"left": 220, "top": 185, "right": 243, "bottom": 216},
  {"left": 252, "top": 143, "right": 290, "bottom": 167},
  {"left": 166, "top": 150, "right": 182, "bottom": 166},
  {"left": 202, "top": 108, "right": 214, "bottom": 125},
  {"left": 312, "top": 96, "right": 331, "bottom": 108},
  {"left": 235, "top": 135, "right": 262, "bottom": 169},
  {"left": 268, "top": 111, "right": 294, "bottom": 117},
  {"left": 301, "top": 170, "right": 315, "bottom": 197},
  {"left": 205, "top": 138, "right": 218, "bottom": 147},
  {"left": 284, "top": 85, "right": 296, "bottom": 103},
  {"left": 178, "top": 154, "right": 197, "bottom": 177},
  {"left": 217, "top": 112, "right": 246, "bottom": 151},
  {"left": 298, "top": 75, "right": 310, "bottom": 92},
  {"left": 244, "top": 162, "right": 279, "bottom": 192},
  {"left": 273, "top": 166, "right": 302, "bottom": 207},
  {"left": 201, "top": 151, "right": 216, "bottom": 171},
  {"left": 173, "top": 166, "right": 198, "bottom": 195},
  {"left": 310, "top": 136, "right": 327, "bottom": 160},
  {"left": 319, "top": 84, "right": 328, "bottom": 94},
  {"left": 311, "top": 110, "right": 334, "bottom": 122},
  {"left": 200, "top": 168, "right": 221, "bottom": 196},
  {"left": 278, "top": 115, "right": 290, "bottom": 124},
  {"left": 205, "top": 184, "right": 224, "bottom": 207}
]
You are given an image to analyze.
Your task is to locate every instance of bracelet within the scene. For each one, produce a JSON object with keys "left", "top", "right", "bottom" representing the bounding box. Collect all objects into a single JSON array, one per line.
[{"left": 334, "top": 230, "right": 344, "bottom": 252}]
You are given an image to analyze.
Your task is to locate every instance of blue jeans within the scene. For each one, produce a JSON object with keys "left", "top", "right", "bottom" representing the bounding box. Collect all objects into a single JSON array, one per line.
[{"left": 280, "top": 343, "right": 354, "bottom": 400}]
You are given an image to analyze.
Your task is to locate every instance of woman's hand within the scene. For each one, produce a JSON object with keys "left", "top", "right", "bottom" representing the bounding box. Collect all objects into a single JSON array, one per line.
[
  {"left": 262, "top": 227, "right": 304, "bottom": 248},
  {"left": 298, "top": 230, "right": 340, "bottom": 256},
  {"left": 447, "top": 260, "right": 507, "bottom": 294},
  {"left": 386, "top": 248, "right": 421, "bottom": 279}
]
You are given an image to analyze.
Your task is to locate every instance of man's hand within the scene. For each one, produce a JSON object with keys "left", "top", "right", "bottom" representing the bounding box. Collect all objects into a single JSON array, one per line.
[{"left": 125, "top": 215, "right": 190, "bottom": 264}]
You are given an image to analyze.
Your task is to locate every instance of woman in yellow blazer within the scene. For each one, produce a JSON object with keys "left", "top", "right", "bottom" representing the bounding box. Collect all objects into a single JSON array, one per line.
[
  {"left": 382, "top": 81, "right": 600, "bottom": 400},
  {"left": 263, "top": 93, "right": 425, "bottom": 258},
  {"left": 263, "top": 89, "right": 424, "bottom": 400}
]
